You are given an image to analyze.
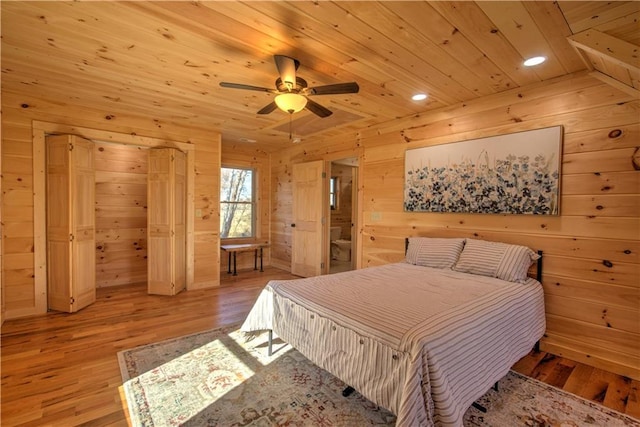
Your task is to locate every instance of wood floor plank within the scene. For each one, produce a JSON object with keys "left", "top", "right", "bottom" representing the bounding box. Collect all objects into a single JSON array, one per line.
[
  {"left": 563, "top": 362, "right": 595, "bottom": 395},
  {"left": 510, "top": 347, "right": 546, "bottom": 375},
  {"left": 603, "top": 372, "right": 633, "bottom": 413},
  {"left": 628, "top": 383, "right": 640, "bottom": 419},
  {"left": 1, "top": 267, "right": 636, "bottom": 425},
  {"left": 528, "top": 352, "right": 561, "bottom": 382},
  {"left": 547, "top": 358, "right": 577, "bottom": 388}
]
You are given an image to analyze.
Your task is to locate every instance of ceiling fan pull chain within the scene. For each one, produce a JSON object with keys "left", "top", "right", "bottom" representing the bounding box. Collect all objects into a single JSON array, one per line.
[{"left": 289, "top": 113, "right": 293, "bottom": 141}]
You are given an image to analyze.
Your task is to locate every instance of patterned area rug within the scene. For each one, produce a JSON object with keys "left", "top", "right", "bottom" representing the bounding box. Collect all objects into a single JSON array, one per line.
[{"left": 118, "top": 325, "right": 639, "bottom": 426}]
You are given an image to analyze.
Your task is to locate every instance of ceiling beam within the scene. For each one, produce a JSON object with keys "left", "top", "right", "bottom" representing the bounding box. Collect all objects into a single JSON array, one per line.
[
  {"left": 568, "top": 29, "right": 640, "bottom": 74},
  {"left": 589, "top": 70, "right": 640, "bottom": 98}
]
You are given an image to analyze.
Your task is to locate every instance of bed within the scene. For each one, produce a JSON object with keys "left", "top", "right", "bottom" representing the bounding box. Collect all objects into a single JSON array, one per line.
[{"left": 241, "top": 237, "right": 546, "bottom": 427}]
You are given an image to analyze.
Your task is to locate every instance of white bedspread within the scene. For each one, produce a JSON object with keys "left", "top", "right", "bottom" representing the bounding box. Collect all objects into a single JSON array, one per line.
[{"left": 241, "top": 263, "right": 545, "bottom": 427}]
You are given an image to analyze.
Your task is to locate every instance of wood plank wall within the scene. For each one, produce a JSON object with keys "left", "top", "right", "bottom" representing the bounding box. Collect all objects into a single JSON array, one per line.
[
  {"left": 220, "top": 144, "right": 271, "bottom": 273},
  {"left": 1, "top": 91, "right": 221, "bottom": 319},
  {"left": 2, "top": 106, "right": 37, "bottom": 318},
  {"left": 269, "top": 72, "right": 640, "bottom": 380},
  {"left": 94, "top": 142, "right": 148, "bottom": 287},
  {"left": 192, "top": 133, "right": 222, "bottom": 291},
  {"left": 1, "top": 113, "right": 4, "bottom": 324}
]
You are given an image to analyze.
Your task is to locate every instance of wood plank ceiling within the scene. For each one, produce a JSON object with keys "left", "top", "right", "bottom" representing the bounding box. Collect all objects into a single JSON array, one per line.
[{"left": 2, "top": 1, "right": 638, "bottom": 152}]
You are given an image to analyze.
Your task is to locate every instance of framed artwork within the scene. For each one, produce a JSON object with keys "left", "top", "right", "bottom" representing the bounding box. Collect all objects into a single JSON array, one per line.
[{"left": 404, "top": 126, "right": 562, "bottom": 215}]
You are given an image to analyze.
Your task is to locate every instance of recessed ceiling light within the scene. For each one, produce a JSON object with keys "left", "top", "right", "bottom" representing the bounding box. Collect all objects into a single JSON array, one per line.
[
  {"left": 523, "top": 56, "right": 546, "bottom": 67},
  {"left": 412, "top": 93, "right": 428, "bottom": 101},
  {"left": 239, "top": 137, "right": 257, "bottom": 143}
]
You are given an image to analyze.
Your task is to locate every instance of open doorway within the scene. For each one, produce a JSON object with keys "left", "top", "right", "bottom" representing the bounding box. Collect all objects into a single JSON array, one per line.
[
  {"left": 328, "top": 157, "right": 358, "bottom": 274},
  {"left": 32, "top": 122, "right": 195, "bottom": 317},
  {"left": 94, "top": 141, "right": 150, "bottom": 291},
  {"left": 43, "top": 134, "right": 191, "bottom": 313}
]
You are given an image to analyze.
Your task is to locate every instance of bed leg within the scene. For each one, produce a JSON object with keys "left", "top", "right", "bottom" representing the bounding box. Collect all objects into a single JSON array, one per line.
[
  {"left": 342, "top": 386, "right": 355, "bottom": 397},
  {"left": 268, "top": 330, "right": 273, "bottom": 356},
  {"left": 472, "top": 382, "right": 498, "bottom": 413},
  {"left": 472, "top": 402, "right": 487, "bottom": 413},
  {"left": 534, "top": 340, "right": 540, "bottom": 353}
]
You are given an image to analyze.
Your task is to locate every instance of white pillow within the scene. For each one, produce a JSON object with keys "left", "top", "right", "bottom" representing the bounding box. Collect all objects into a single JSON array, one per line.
[
  {"left": 453, "top": 238, "right": 540, "bottom": 283},
  {"left": 405, "top": 237, "right": 465, "bottom": 269}
]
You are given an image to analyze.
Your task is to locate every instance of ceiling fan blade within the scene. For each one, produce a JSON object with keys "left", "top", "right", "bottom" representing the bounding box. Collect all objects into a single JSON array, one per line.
[
  {"left": 219, "top": 82, "right": 275, "bottom": 93},
  {"left": 305, "top": 98, "right": 333, "bottom": 118},
  {"left": 307, "top": 82, "right": 360, "bottom": 95},
  {"left": 274, "top": 55, "right": 300, "bottom": 91},
  {"left": 257, "top": 101, "right": 278, "bottom": 115}
]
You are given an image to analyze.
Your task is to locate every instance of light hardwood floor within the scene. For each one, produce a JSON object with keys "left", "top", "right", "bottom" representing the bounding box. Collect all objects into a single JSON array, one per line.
[{"left": 2, "top": 267, "right": 639, "bottom": 426}]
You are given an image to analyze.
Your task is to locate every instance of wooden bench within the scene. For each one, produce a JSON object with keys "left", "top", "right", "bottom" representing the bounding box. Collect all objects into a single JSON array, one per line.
[{"left": 220, "top": 243, "right": 269, "bottom": 276}]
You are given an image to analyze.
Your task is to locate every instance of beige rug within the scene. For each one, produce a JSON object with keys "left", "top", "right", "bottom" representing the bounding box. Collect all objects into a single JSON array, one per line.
[{"left": 118, "top": 324, "right": 640, "bottom": 426}]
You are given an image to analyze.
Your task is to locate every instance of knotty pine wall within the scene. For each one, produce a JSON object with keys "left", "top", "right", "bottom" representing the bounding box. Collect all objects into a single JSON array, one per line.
[
  {"left": 94, "top": 142, "right": 148, "bottom": 288},
  {"left": 219, "top": 145, "right": 271, "bottom": 274},
  {"left": 1, "top": 92, "right": 221, "bottom": 320},
  {"left": 270, "top": 72, "right": 640, "bottom": 380},
  {"left": 1, "top": 121, "right": 4, "bottom": 324}
]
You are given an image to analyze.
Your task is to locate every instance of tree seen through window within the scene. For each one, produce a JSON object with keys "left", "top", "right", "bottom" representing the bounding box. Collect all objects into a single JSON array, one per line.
[{"left": 220, "top": 167, "right": 254, "bottom": 238}]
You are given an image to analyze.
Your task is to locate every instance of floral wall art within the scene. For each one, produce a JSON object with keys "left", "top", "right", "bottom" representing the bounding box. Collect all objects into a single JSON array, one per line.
[{"left": 404, "top": 126, "right": 562, "bottom": 215}]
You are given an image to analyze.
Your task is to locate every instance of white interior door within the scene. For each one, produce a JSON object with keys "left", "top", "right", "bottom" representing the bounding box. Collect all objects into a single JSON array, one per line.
[
  {"left": 291, "top": 160, "right": 324, "bottom": 277},
  {"left": 46, "top": 135, "right": 96, "bottom": 312}
]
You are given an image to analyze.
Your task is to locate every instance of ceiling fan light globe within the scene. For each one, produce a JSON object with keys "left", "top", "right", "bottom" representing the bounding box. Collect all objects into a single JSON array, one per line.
[{"left": 275, "top": 93, "right": 307, "bottom": 113}]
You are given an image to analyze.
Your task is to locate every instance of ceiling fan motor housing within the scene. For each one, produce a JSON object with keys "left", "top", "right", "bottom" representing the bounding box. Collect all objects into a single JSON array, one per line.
[{"left": 276, "top": 77, "right": 308, "bottom": 93}]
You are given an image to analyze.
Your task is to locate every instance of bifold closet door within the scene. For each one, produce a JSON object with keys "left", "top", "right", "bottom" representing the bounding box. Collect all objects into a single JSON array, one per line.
[
  {"left": 147, "top": 148, "right": 186, "bottom": 295},
  {"left": 46, "top": 135, "right": 96, "bottom": 312}
]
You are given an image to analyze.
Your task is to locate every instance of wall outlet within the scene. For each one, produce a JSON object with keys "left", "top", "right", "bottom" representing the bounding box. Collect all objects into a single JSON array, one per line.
[
  {"left": 195, "top": 209, "right": 202, "bottom": 218},
  {"left": 371, "top": 211, "right": 382, "bottom": 221}
]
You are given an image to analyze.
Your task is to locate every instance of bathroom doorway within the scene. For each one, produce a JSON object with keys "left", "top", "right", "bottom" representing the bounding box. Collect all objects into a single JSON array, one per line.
[{"left": 328, "top": 157, "right": 358, "bottom": 274}]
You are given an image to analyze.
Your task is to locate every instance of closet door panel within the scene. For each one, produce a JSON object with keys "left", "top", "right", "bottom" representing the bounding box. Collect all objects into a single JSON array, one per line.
[
  {"left": 46, "top": 135, "right": 96, "bottom": 312},
  {"left": 148, "top": 148, "right": 186, "bottom": 296},
  {"left": 46, "top": 137, "right": 71, "bottom": 311},
  {"left": 148, "top": 149, "right": 172, "bottom": 295},
  {"left": 71, "top": 138, "right": 96, "bottom": 310},
  {"left": 173, "top": 150, "right": 186, "bottom": 294}
]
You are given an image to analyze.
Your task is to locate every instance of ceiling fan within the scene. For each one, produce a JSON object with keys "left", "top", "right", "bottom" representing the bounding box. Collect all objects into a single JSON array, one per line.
[{"left": 219, "top": 55, "right": 359, "bottom": 118}]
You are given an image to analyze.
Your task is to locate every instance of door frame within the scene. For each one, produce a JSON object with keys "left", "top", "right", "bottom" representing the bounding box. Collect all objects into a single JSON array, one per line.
[
  {"left": 324, "top": 150, "right": 363, "bottom": 274},
  {"left": 31, "top": 121, "right": 195, "bottom": 316}
]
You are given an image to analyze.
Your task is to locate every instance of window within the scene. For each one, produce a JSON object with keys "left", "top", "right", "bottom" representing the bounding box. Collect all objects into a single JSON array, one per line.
[
  {"left": 329, "top": 176, "right": 339, "bottom": 210},
  {"left": 220, "top": 167, "right": 255, "bottom": 238}
]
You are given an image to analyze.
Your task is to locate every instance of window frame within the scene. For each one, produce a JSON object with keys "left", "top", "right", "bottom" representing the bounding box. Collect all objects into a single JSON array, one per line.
[
  {"left": 329, "top": 176, "right": 340, "bottom": 211},
  {"left": 220, "top": 166, "right": 256, "bottom": 240}
]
